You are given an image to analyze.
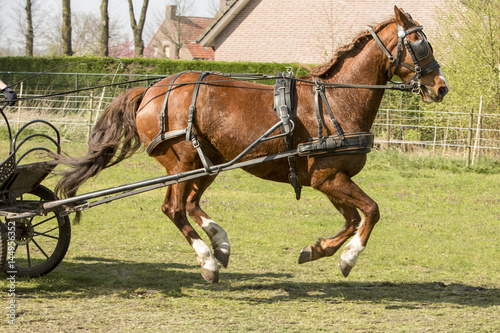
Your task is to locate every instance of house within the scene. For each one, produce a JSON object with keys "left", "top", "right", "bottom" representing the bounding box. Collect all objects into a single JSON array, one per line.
[
  {"left": 146, "top": 5, "right": 215, "bottom": 60},
  {"left": 198, "top": 0, "right": 444, "bottom": 64}
]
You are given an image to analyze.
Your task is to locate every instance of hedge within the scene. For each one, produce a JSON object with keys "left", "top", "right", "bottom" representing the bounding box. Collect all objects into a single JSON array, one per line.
[{"left": 0, "top": 56, "right": 308, "bottom": 92}]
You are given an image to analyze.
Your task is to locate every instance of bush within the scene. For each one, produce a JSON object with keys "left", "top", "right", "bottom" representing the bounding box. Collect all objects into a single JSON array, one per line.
[{"left": 0, "top": 56, "right": 307, "bottom": 91}]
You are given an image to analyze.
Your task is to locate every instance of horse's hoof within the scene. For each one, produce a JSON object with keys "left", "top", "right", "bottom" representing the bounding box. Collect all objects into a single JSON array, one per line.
[
  {"left": 338, "top": 260, "right": 353, "bottom": 277},
  {"left": 201, "top": 267, "right": 219, "bottom": 284},
  {"left": 298, "top": 245, "right": 313, "bottom": 264},
  {"left": 214, "top": 249, "right": 230, "bottom": 268}
]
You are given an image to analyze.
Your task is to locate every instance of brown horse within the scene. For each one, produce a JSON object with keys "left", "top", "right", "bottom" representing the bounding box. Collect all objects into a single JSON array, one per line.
[{"left": 56, "top": 7, "right": 448, "bottom": 283}]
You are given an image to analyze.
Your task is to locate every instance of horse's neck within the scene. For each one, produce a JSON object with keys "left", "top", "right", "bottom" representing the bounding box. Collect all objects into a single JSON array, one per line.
[{"left": 323, "top": 31, "right": 393, "bottom": 132}]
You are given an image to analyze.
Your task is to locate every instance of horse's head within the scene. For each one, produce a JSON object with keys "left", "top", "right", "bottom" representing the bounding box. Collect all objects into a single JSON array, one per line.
[
  {"left": 373, "top": 6, "right": 449, "bottom": 103},
  {"left": 393, "top": 6, "right": 449, "bottom": 102}
]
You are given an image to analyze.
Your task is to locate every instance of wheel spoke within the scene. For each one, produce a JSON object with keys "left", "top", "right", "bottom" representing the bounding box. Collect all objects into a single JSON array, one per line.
[
  {"left": 31, "top": 215, "right": 56, "bottom": 228},
  {"left": 31, "top": 238, "right": 49, "bottom": 259},
  {"left": 34, "top": 228, "right": 59, "bottom": 240},
  {"left": 26, "top": 244, "right": 31, "bottom": 267}
]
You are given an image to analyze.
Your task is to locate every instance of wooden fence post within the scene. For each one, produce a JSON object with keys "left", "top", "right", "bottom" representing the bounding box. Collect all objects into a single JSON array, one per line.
[
  {"left": 466, "top": 107, "right": 473, "bottom": 167},
  {"left": 472, "top": 96, "right": 483, "bottom": 166},
  {"left": 433, "top": 119, "right": 437, "bottom": 152},
  {"left": 386, "top": 109, "right": 391, "bottom": 148},
  {"left": 16, "top": 82, "right": 23, "bottom": 132},
  {"left": 87, "top": 90, "right": 94, "bottom": 143}
]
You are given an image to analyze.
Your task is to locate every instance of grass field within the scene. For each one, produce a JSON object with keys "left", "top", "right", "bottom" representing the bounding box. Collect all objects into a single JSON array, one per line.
[{"left": 1, "top": 146, "right": 499, "bottom": 332}]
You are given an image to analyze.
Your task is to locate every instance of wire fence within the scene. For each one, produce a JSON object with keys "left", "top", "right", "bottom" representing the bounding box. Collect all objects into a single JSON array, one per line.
[
  {"left": 1, "top": 72, "right": 499, "bottom": 165},
  {"left": 372, "top": 104, "right": 500, "bottom": 164}
]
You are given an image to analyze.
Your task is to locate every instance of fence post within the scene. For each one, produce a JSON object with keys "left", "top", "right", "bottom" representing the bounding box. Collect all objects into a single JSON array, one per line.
[
  {"left": 442, "top": 118, "right": 449, "bottom": 156},
  {"left": 95, "top": 87, "right": 106, "bottom": 124},
  {"left": 472, "top": 96, "right": 483, "bottom": 166},
  {"left": 433, "top": 119, "right": 437, "bottom": 152},
  {"left": 88, "top": 90, "right": 94, "bottom": 143},
  {"left": 16, "top": 82, "right": 24, "bottom": 132},
  {"left": 466, "top": 107, "right": 473, "bottom": 167},
  {"left": 386, "top": 109, "right": 391, "bottom": 148}
]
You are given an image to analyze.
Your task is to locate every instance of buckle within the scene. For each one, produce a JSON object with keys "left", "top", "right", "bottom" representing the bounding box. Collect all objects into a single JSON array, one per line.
[{"left": 411, "top": 81, "right": 421, "bottom": 95}]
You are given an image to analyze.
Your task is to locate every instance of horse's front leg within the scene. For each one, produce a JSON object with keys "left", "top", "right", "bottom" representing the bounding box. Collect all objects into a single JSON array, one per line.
[
  {"left": 300, "top": 172, "right": 380, "bottom": 277},
  {"left": 299, "top": 201, "right": 360, "bottom": 263}
]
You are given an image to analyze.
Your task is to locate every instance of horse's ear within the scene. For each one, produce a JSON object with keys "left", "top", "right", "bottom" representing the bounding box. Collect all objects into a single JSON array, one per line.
[{"left": 394, "top": 5, "right": 411, "bottom": 28}]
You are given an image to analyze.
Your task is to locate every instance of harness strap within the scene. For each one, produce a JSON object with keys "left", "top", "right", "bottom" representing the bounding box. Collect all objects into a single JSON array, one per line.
[
  {"left": 274, "top": 74, "right": 302, "bottom": 200},
  {"left": 297, "top": 132, "right": 374, "bottom": 157},
  {"left": 313, "top": 79, "right": 345, "bottom": 141},
  {"left": 186, "top": 72, "right": 215, "bottom": 174},
  {"left": 146, "top": 72, "right": 185, "bottom": 156},
  {"left": 369, "top": 28, "right": 394, "bottom": 62},
  {"left": 313, "top": 83, "right": 324, "bottom": 143},
  {"left": 186, "top": 72, "right": 209, "bottom": 143}
]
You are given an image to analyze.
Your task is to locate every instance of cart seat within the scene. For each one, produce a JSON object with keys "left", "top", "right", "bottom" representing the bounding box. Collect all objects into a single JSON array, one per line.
[{"left": 0, "top": 161, "right": 55, "bottom": 200}]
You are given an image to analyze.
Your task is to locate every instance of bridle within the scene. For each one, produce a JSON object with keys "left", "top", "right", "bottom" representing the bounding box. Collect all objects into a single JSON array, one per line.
[{"left": 369, "top": 22, "right": 441, "bottom": 94}]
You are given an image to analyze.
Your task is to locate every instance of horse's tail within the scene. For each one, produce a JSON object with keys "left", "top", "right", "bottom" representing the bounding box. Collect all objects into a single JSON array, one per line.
[{"left": 55, "top": 87, "right": 146, "bottom": 199}]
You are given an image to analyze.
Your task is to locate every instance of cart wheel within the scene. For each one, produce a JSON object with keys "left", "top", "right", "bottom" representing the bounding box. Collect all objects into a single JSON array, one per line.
[
  {"left": 0, "top": 222, "right": 7, "bottom": 271},
  {"left": 2, "top": 185, "right": 71, "bottom": 277}
]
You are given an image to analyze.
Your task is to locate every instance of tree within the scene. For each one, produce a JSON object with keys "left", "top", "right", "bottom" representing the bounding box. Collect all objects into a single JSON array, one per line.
[
  {"left": 62, "top": 0, "right": 73, "bottom": 56},
  {"left": 10, "top": 0, "right": 47, "bottom": 56},
  {"left": 127, "top": 0, "right": 149, "bottom": 57},
  {"left": 25, "top": 0, "right": 34, "bottom": 56},
  {"left": 100, "top": 0, "right": 109, "bottom": 56},
  {"left": 437, "top": 0, "right": 500, "bottom": 110}
]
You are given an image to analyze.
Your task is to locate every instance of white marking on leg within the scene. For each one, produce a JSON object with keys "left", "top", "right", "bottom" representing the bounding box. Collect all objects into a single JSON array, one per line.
[
  {"left": 191, "top": 238, "right": 218, "bottom": 272},
  {"left": 201, "top": 217, "right": 230, "bottom": 256},
  {"left": 340, "top": 233, "right": 365, "bottom": 268}
]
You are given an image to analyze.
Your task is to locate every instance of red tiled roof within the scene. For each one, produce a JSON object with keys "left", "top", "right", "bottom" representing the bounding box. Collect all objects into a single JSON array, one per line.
[{"left": 147, "top": 15, "right": 213, "bottom": 60}]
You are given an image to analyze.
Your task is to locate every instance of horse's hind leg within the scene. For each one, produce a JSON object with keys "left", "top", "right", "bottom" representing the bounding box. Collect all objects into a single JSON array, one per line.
[
  {"left": 162, "top": 180, "right": 220, "bottom": 283},
  {"left": 186, "top": 176, "right": 230, "bottom": 268},
  {"left": 300, "top": 172, "right": 380, "bottom": 277}
]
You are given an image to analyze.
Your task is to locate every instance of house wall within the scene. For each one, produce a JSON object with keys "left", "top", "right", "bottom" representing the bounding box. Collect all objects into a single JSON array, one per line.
[{"left": 214, "top": 0, "right": 442, "bottom": 64}]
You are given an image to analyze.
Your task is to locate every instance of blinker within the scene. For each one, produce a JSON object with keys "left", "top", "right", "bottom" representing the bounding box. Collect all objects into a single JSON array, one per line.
[{"left": 409, "top": 38, "right": 430, "bottom": 61}]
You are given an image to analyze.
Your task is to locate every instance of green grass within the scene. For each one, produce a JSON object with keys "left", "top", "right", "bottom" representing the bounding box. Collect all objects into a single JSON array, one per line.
[{"left": 1, "top": 146, "right": 499, "bottom": 332}]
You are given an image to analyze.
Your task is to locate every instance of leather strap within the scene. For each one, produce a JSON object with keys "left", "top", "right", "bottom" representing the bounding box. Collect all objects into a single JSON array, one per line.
[
  {"left": 146, "top": 129, "right": 186, "bottom": 156},
  {"left": 297, "top": 132, "right": 374, "bottom": 157},
  {"left": 313, "top": 79, "right": 345, "bottom": 141},
  {"left": 274, "top": 74, "right": 302, "bottom": 200},
  {"left": 186, "top": 72, "right": 209, "bottom": 142},
  {"left": 146, "top": 72, "right": 185, "bottom": 156}
]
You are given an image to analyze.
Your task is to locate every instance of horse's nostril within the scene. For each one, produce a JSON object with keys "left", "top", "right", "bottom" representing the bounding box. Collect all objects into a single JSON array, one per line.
[{"left": 438, "top": 86, "right": 449, "bottom": 97}]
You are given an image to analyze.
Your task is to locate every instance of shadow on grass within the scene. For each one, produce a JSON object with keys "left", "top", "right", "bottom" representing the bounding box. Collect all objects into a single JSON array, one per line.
[
  {"left": 13, "top": 256, "right": 499, "bottom": 308},
  {"left": 228, "top": 280, "right": 499, "bottom": 308}
]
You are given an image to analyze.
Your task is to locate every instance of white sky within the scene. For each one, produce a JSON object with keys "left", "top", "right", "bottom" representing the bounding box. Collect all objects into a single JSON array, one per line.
[{"left": 0, "top": 0, "right": 215, "bottom": 55}]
